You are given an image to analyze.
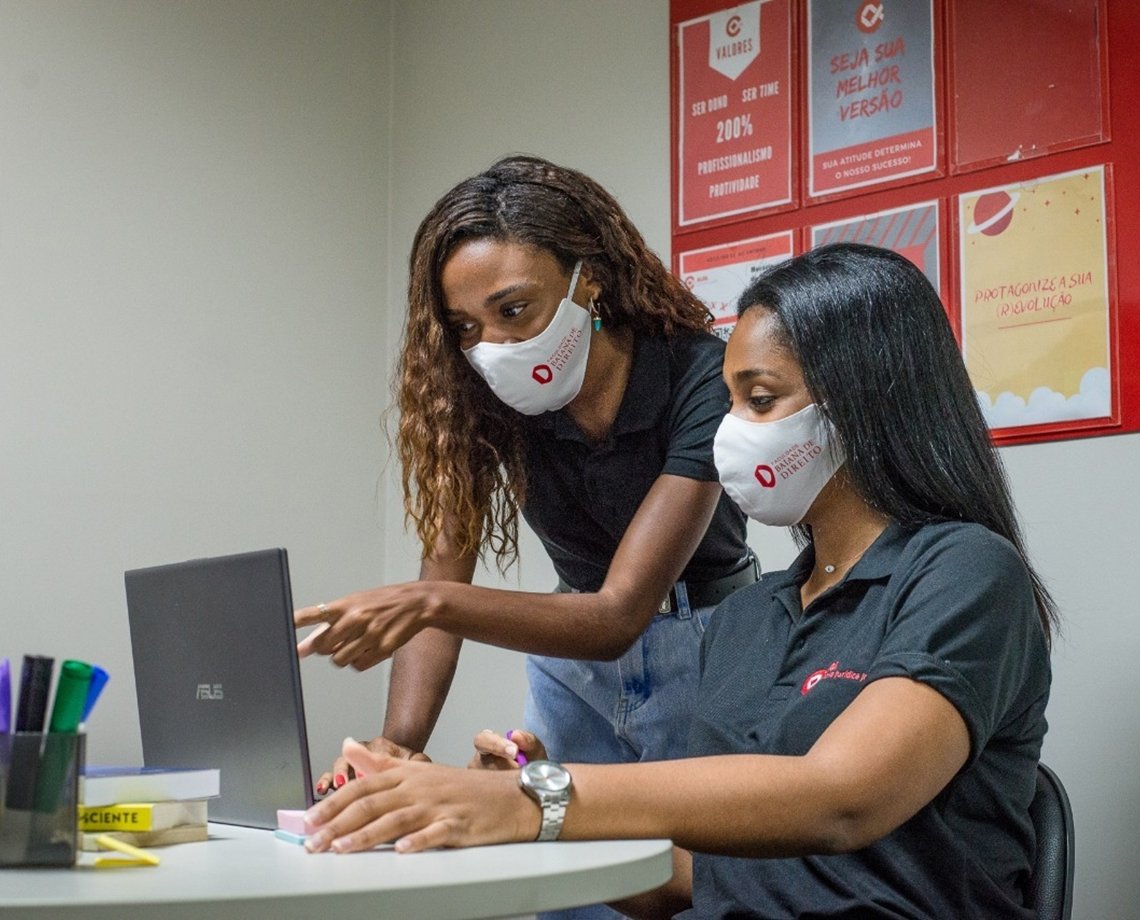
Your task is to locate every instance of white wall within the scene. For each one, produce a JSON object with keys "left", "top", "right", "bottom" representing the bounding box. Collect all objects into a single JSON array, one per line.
[
  {"left": 0, "top": 0, "right": 394, "bottom": 768},
  {"left": 2, "top": 1, "right": 1136, "bottom": 916}
]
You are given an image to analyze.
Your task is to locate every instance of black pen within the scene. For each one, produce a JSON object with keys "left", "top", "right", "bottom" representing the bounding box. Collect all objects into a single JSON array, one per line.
[{"left": 14, "top": 655, "right": 53, "bottom": 733}]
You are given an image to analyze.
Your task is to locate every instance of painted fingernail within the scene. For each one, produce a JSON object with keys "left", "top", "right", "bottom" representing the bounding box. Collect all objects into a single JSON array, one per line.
[
  {"left": 334, "top": 773, "right": 347, "bottom": 788},
  {"left": 316, "top": 781, "right": 328, "bottom": 794}
]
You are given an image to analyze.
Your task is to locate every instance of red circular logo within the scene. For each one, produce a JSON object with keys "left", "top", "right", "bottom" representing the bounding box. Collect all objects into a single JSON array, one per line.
[
  {"left": 801, "top": 668, "right": 828, "bottom": 695},
  {"left": 754, "top": 464, "right": 776, "bottom": 488},
  {"left": 532, "top": 364, "right": 554, "bottom": 385},
  {"left": 972, "top": 191, "right": 1016, "bottom": 236},
  {"left": 726, "top": 14, "right": 742, "bottom": 37},
  {"left": 857, "top": 2, "right": 885, "bottom": 33}
]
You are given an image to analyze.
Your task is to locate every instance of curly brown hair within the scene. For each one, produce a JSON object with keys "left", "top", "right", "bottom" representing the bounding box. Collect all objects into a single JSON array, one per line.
[{"left": 396, "top": 155, "right": 712, "bottom": 570}]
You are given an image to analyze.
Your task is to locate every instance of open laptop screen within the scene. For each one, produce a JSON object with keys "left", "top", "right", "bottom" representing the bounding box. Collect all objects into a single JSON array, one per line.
[{"left": 124, "top": 548, "right": 314, "bottom": 827}]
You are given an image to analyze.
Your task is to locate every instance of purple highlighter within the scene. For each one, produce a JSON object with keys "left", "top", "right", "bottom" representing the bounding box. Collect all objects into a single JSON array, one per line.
[
  {"left": 505, "top": 729, "right": 528, "bottom": 766},
  {"left": 0, "top": 658, "right": 10, "bottom": 733}
]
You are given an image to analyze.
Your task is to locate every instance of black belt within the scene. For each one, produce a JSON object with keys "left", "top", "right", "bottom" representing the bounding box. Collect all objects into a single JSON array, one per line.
[{"left": 556, "top": 552, "right": 760, "bottom": 615}]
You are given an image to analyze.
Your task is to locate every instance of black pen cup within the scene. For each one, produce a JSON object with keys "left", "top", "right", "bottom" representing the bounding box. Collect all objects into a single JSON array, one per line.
[{"left": 0, "top": 732, "right": 85, "bottom": 867}]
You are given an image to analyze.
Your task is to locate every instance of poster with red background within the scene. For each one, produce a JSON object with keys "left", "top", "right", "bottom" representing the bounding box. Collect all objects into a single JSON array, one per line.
[{"left": 677, "top": 0, "right": 792, "bottom": 226}]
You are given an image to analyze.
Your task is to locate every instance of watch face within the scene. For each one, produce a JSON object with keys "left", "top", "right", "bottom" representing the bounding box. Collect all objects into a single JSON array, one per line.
[{"left": 523, "top": 760, "right": 571, "bottom": 793}]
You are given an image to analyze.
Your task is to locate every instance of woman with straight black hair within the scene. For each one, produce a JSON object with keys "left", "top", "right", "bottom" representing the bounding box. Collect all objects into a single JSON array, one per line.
[
  {"left": 302, "top": 243, "right": 1055, "bottom": 920},
  {"left": 741, "top": 242, "right": 1058, "bottom": 641}
]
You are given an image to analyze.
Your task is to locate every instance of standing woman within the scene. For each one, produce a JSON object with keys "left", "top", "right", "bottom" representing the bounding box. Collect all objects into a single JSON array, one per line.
[{"left": 296, "top": 156, "right": 756, "bottom": 790}]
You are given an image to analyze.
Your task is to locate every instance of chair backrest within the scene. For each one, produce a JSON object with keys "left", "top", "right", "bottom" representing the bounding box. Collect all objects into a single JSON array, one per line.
[{"left": 1027, "top": 762, "right": 1075, "bottom": 920}]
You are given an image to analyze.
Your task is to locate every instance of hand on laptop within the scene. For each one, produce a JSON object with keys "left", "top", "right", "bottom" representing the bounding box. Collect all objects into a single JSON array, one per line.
[
  {"left": 468, "top": 728, "right": 547, "bottom": 771},
  {"left": 315, "top": 735, "right": 431, "bottom": 797}
]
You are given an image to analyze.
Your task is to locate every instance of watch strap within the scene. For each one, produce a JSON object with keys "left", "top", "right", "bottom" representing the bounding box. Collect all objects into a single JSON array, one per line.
[{"left": 535, "top": 789, "right": 568, "bottom": 841}]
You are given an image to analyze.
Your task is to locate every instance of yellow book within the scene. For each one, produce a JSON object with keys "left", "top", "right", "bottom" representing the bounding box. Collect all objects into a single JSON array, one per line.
[{"left": 77, "top": 799, "right": 209, "bottom": 832}]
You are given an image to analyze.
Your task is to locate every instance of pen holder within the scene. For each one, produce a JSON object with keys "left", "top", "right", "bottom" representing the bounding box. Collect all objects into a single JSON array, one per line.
[{"left": 0, "top": 732, "right": 85, "bottom": 867}]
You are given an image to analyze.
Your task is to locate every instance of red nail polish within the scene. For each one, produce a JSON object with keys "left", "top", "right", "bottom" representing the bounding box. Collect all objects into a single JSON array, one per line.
[
  {"left": 316, "top": 781, "right": 328, "bottom": 794},
  {"left": 334, "top": 773, "right": 347, "bottom": 788}
]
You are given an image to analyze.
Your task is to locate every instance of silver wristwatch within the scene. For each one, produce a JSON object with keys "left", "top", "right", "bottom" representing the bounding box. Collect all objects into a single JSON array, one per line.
[{"left": 517, "top": 760, "right": 572, "bottom": 841}]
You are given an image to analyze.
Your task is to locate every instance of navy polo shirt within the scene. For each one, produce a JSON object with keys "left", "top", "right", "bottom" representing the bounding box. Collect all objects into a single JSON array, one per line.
[
  {"left": 683, "top": 521, "right": 1050, "bottom": 920},
  {"left": 519, "top": 332, "right": 749, "bottom": 593}
]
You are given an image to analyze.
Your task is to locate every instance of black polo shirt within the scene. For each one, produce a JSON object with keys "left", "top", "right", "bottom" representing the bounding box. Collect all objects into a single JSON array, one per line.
[
  {"left": 682, "top": 521, "right": 1050, "bottom": 920},
  {"left": 519, "top": 332, "right": 749, "bottom": 593}
]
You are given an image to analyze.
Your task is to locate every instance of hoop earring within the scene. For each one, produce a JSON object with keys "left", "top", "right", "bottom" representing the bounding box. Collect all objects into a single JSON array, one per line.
[{"left": 589, "top": 298, "right": 602, "bottom": 332}]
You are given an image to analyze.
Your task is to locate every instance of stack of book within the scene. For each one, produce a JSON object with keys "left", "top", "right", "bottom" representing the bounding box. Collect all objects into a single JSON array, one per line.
[{"left": 78, "top": 766, "right": 220, "bottom": 851}]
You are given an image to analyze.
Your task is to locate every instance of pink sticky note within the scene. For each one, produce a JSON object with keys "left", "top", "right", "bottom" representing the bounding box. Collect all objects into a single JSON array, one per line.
[{"left": 277, "top": 808, "right": 308, "bottom": 835}]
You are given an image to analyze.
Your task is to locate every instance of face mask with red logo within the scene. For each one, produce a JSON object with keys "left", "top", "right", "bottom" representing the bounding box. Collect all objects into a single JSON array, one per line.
[
  {"left": 712, "top": 403, "right": 845, "bottom": 526},
  {"left": 461, "top": 260, "right": 592, "bottom": 416}
]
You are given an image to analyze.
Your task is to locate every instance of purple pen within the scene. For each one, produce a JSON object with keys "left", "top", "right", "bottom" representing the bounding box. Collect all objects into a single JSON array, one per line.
[
  {"left": 0, "top": 658, "right": 11, "bottom": 733},
  {"left": 505, "top": 729, "right": 528, "bottom": 766}
]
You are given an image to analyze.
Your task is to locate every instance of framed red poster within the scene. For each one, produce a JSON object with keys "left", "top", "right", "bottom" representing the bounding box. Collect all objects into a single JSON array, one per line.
[
  {"left": 948, "top": 0, "right": 1108, "bottom": 173},
  {"left": 678, "top": 231, "right": 795, "bottom": 340},
  {"left": 807, "top": 0, "right": 938, "bottom": 198},
  {"left": 676, "top": 0, "right": 793, "bottom": 227}
]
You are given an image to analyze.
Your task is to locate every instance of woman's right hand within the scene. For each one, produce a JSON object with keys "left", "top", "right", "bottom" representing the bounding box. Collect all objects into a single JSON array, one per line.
[
  {"left": 315, "top": 735, "right": 431, "bottom": 796},
  {"left": 467, "top": 728, "right": 548, "bottom": 771}
]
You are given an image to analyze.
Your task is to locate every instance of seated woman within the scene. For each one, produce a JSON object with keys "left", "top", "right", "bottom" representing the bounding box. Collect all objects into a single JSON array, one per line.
[{"left": 302, "top": 243, "right": 1056, "bottom": 920}]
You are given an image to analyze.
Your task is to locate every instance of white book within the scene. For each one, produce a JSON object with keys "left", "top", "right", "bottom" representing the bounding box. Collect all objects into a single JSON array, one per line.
[{"left": 80, "top": 766, "right": 220, "bottom": 807}]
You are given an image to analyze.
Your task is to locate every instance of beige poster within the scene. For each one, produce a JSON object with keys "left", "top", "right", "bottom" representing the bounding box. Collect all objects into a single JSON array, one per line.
[{"left": 959, "top": 166, "right": 1112, "bottom": 429}]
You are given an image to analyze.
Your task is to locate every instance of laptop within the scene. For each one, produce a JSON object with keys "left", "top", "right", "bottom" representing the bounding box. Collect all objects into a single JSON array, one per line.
[{"left": 123, "top": 548, "right": 315, "bottom": 828}]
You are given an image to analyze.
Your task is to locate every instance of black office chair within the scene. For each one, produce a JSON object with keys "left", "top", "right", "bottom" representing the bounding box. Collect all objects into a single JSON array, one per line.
[{"left": 1026, "top": 762, "right": 1075, "bottom": 920}]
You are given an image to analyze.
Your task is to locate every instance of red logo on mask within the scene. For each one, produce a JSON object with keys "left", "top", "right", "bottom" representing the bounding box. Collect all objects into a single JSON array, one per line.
[
  {"left": 532, "top": 365, "right": 553, "bottom": 385},
  {"left": 754, "top": 464, "right": 776, "bottom": 488}
]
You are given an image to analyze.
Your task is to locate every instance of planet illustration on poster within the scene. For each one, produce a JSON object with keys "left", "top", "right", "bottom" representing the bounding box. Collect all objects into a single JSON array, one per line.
[{"left": 967, "top": 190, "right": 1019, "bottom": 236}]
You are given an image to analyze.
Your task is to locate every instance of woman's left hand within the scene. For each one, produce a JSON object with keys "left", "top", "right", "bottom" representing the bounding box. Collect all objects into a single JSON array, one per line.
[
  {"left": 303, "top": 739, "right": 537, "bottom": 853},
  {"left": 295, "top": 583, "right": 446, "bottom": 670}
]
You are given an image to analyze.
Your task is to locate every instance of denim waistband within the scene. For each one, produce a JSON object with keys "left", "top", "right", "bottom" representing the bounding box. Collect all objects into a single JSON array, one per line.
[{"left": 555, "top": 551, "right": 759, "bottom": 615}]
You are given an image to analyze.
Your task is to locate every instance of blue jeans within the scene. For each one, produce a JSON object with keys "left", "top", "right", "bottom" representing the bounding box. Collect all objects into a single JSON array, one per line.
[{"left": 523, "top": 584, "right": 714, "bottom": 920}]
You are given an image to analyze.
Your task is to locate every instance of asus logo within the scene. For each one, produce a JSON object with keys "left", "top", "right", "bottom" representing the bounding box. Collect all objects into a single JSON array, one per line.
[{"left": 195, "top": 683, "right": 224, "bottom": 700}]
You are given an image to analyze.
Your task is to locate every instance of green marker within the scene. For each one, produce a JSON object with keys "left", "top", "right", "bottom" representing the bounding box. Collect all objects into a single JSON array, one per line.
[
  {"left": 31, "top": 660, "right": 93, "bottom": 828},
  {"left": 48, "top": 660, "right": 94, "bottom": 733}
]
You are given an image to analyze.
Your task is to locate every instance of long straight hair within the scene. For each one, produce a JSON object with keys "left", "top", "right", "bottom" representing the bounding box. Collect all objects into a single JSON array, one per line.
[{"left": 738, "top": 243, "right": 1058, "bottom": 644}]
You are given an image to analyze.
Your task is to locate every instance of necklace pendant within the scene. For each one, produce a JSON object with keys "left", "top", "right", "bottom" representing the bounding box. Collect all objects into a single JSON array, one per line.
[{"left": 823, "top": 564, "right": 836, "bottom": 574}]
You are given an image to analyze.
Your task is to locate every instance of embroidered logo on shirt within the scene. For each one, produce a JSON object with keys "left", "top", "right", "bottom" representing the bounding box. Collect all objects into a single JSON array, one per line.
[{"left": 800, "top": 661, "right": 868, "bottom": 696}]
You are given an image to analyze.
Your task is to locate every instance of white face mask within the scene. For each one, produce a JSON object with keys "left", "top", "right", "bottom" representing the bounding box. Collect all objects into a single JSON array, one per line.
[
  {"left": 713, "top": 403, "right": 845, "bottom": 526},
  {"left": 461, "top": 260, "right": 592, "bottom": 415}
]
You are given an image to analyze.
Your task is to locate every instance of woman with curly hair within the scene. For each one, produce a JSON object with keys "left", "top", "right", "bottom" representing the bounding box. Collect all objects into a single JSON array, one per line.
[{"left": 295, "top": 156, "right": 758, "bottom": 811}]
